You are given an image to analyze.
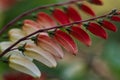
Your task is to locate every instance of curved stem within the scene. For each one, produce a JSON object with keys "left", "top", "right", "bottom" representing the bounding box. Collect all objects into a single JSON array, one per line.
[
  {"left": 0, "top": 0, "right": 85, "bottom": 35},
  {"left": 0, "top": 12, "right": 111, "bottom": 58}
]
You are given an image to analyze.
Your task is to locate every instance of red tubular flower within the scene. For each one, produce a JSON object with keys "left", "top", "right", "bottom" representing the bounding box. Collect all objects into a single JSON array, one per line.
[
  {"left": 37, "top": 12, "right": 57, "bottom": 29},
  {"left": 53, "top": 30, "right": 78, "bottom": 55},
  {"left": 68, "top": 26, "right": 91, "bottom": 46},
  {"left": 66, "top": 6, "right": 82, "bottom": 25},
  {"left": 98, "top": 20, "right": 117, "bottom": 32},
  {"left": 88, "top": 0, "right": 103, "bottom": 5},
  {"left": 110, "top": 16, "right": 120, "bottom": 22},
  {"left": 52, "top": 8, "right": 70, "bottom": 25},
  {"left": 37, "top": 33, "right": 64, "bottom": 59},
  {"left": 78, "top": 3, "right": 96, "bottom": 16},
  {"left": 86, "top": 22, "right": 108, "bottom": 39}
]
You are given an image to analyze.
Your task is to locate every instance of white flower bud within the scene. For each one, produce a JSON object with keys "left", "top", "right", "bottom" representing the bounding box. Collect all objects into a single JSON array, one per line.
[{"left": 9, "top": 53, "right": 41, "bottom": 78}]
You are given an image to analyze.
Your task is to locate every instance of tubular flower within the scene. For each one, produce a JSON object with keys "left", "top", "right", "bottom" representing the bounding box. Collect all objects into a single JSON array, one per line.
[
  {"left": 22, "top": 20, "right": 41, "bottom": 35},
  {"left": 9, "top": 53, "right": 41, "bottom": 78},
  {"left": 85, "top": 22, "right": 108, "bottom": 39},
  {"left": 88, "top": 0, "right": 103, "bottom": 5},
  {"left": 98, "top": 20, "right": 117, "bottom": 32},
  {"left": 24, "top": 43, "right": 57, "bottom": 68},
  {"left": 110, "top": 15, "right": 120, "bottom": 22},
  {"left": 9, "top": 28, "right": 25, "bottom": 42},
  {"left": 78, "top": 3, "right": 96, "bottom": 16},
  {"left": 37, "top": 33, "right": 64, "bottom": 58},
  {"left": 52, "top": 8, "right": 70, "bottom": 25},
  {"left": 0, "top": 42, "right": 19, "bottom": 58},
  {"left": 53, "top": 30, "right": 78, "bottom": 55},
  {"left": 68, "top": 26, "right": 91, "bottom": 46},
  {"left": 37, "top": 12, "right": 57, "bottom": 29},
  {"left": 66, "top": 6, "right": 82, "bottom": 26}
]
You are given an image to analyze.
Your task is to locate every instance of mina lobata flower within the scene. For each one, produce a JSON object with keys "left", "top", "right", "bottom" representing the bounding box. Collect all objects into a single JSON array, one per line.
[
  {"left": 85, "top": 22, "right": 108, "bottom": 39},
  {"left": 24, "top": 43, "right": 57, "bottom": 68},
  {"left": 68, "top": 26, "right": 91, "bottom": 46},
  {"left": 22, "top": 20, "right": 41, "bottom": 35},
  {"left": 66, "top": 6, "right": 82, "bottom": 26},
  {"left": 9, "top": 53, "right": 41, "bottom": 78},
  {"left": 77, "top": 3, "right": 96, "bottom": 16},
  {"left": 53, "top": 30, "right": 78, "bottom": 55},
  {"left": 8, "top": 28, "right": 25, "bottom": 42},
  {"left": 52, "top": 8, "right": 70, "bottom": 25},
  {"left": 37, "top": 33, "right": 64, "bottom": 59},
  {"left": 37, "top": 12, "right": 57, "bottom": 29},
  {"left": 98, "top": 20, "right": 117, "bottom": 32},
  {"left": 0, "top": 41, "right": 16, "bottom": 58},
  {"left": 110, "top": 15, "right": 120, "bottom": 22}
]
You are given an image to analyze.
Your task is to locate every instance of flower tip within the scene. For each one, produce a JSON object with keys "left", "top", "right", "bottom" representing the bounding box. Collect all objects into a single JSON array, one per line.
[
  {"left": 112, "top": 27, "right": 117, "bottom": 32},
  {"left": 103, "top": 34, "right": 108, "bottom": 40},
  {"left": 87, "top": 41, "right": 92, "bottom": 47},
  {"left": 51, "top": 63, "right": 57, "bottom": 68}
]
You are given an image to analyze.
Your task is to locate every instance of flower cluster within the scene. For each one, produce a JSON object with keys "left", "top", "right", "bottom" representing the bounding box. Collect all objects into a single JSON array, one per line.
[{"left": 0, "top": 0, "right": 120, "bottom": 78}]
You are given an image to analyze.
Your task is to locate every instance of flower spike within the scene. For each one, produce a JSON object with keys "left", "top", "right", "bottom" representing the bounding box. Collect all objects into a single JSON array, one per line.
[
  {"left": 37, "top": 12, "right": 57, "bottom": 29},
  {"left": 77, "top": 3, "right": 96, "bottom": 16},
  {"left": 85, "top": 22, "right": 108, "bottom": 39},
  {"left": 52, "top": 8, "right": 70, "bottom": 25},
  {"left": 37, "top": 33, "right": 64, "bottom": 59},
  {"left": 98, "top": 20, "right": 117, "bottom": 32},
  {"left": 68, "top": 26, "right": 91, "bottom": 46},
  {"left": 53, "top": 30, "right": 78, "bottom": 55}
]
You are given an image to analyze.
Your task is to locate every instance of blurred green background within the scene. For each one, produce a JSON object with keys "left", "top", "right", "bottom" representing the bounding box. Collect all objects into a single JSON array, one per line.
[{"left": 0, "top": 0, "right": 120, "bottom": 80}]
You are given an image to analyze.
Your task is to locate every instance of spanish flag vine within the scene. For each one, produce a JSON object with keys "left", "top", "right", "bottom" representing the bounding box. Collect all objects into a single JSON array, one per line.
[{"left": 0, "top": 0, "right": 120, "bottom": 80}]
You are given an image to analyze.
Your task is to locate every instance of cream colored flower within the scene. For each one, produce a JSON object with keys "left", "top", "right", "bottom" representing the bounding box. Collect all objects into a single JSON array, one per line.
[
  {"left": 9, "top": 53, "right": 41, "bottom": 78},
  {"left": 8, "top": 28, "right": 25, "bottom": 42},
  {"left": 25, "top": 43, "right": 57, "bottom": 68}
]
